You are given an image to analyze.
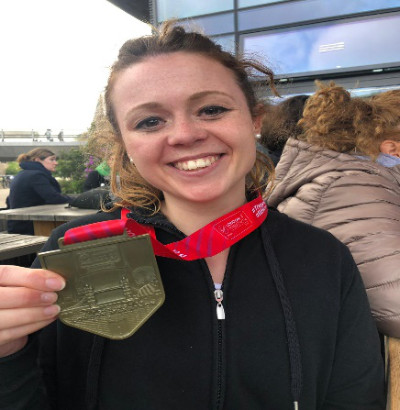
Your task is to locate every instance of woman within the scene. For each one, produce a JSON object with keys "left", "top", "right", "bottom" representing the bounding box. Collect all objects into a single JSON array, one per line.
[
  {"left": 267, "top": 82, "right": 400, "bottom": 337},
  {"left": 7, "top": 148, "right": 70, "bottom": 234},
  {"left": 0, "top": 24, "right": 384, "bottom": 409}
]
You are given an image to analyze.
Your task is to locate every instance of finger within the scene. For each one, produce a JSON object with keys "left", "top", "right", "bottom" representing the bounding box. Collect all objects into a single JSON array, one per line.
[
  {"left": 0, "top": 318, "right": 57, "bottom": 347},
  {"left": 0, "top": 265, "right": 65, "bottom": 291},
  {"left": 0, "top": 287, "right": 58, "bottom": 309},
  {"left": 0, "top": 305, "right": 61, "bottom": 330}
]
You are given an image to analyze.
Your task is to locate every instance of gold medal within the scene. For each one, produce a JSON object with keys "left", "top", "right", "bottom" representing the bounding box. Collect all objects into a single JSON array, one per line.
[{"left": 39, "top": 233, "right": 165, "bottom": 340}]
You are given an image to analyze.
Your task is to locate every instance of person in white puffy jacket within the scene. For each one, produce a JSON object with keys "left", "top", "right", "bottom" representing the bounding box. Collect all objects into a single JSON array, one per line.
[{"left": 267, "top": 82, "right": 400, "bottom": 337}]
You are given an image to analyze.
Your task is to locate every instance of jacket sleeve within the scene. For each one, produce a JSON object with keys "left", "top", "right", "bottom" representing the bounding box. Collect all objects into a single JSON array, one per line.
[
  {"left": 323, "top": 252, "right": 385, "bottom": 410},
  {"left": 0, "top": 335, "right": 51, "bottom": 410},
  {"left": 31, "top": 174, "right": 70, "bottom": 204},
  {"left": 318, "top": 178, "right": 400, "bottom": 338}
]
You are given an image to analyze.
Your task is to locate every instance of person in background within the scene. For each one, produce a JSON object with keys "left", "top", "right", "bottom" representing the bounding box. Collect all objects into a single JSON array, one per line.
[
  {"left": 259, "top": 95, "right": 309, "bottom": 165},
  {"left": 7, "top": 148, "right": 70, "bottom": 234},
  {"left": 83, "top": 160, "right": 111, "bottom": 191},
  {"left": 44, "top": 128, "right": 53, "bottom": 141},
  {"left": 0, "top": 24, "right": 384, "bottom": 409},
  {"left": 267, "top": 82, "right": 400, "bottom": 337}
]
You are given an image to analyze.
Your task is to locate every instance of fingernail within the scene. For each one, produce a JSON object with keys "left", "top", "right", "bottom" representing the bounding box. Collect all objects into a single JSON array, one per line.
[
  {"left": 43, "top": 304, "right": 61, "bottom": 316},
  {"left": 41, "top": 292, "right": 58, "bottom": 303},
  {"left": 45, "top": 278, "right": 65, "bottom": 291}
]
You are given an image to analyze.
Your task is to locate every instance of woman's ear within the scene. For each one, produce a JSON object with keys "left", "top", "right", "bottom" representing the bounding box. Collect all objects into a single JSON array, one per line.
[
  {"left": 253, "top": 104, "right": 265, "bottom": 135},
  {"left": 380, "top": 140, "right": 400, "bottom": 157}
]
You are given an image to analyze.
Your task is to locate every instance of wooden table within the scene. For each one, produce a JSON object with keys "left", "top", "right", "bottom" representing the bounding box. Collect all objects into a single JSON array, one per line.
[
  {"left": 0, "top": 204, "right": 97, "bottom": 236},
  {"left": 0, "top": 233, "right": 48, "bottom": 260}
]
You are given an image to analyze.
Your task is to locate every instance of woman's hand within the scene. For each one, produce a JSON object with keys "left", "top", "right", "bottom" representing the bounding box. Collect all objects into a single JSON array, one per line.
[{"left": 0, "top": 265, "right": 65, "bottom": 358}]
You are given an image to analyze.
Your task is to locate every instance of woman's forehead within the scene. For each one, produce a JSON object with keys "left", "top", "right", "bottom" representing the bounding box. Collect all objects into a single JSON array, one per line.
[{"left": 111, "top": 52, "right": 242, "bottom": 106}]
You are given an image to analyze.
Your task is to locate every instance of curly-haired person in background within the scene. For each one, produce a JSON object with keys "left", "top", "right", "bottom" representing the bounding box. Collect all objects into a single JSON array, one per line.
[{"left": 268, "top": 82, "right": 400, "bottom": 338}]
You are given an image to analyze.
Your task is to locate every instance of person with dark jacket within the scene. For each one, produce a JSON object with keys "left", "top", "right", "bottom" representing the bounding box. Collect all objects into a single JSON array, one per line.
[
  {"left": 0, "top": 23, "right": 385, "bottom": 409},
  {"left": 83, "top": 161, "right": 111, "bottom": 191},
  {"left": 7, "top": 148, "right": 70, "bottom": 234}
]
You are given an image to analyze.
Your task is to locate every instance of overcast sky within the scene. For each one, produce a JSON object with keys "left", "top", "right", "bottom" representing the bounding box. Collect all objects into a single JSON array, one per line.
[{"left": 0, "top": 0, "right": 151, "bottom": 135}]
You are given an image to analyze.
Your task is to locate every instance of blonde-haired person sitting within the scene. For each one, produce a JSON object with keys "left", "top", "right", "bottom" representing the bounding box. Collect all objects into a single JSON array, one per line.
[{"left": 268, "top": 82, "right": 400, "bottom": 337}]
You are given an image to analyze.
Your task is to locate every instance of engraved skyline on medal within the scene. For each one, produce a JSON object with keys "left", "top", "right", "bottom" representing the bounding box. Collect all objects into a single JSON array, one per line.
[{"left": 39, "top": 233, "right": 165, "bottom": 340}]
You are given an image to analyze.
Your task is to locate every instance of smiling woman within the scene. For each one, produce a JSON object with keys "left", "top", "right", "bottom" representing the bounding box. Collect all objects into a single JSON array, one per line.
[
  {"left": 0, "top": 21, "right": 385, "bottom": 410},
  {"left": 111, "top": 53, "right": 260, "bottom": 225}
]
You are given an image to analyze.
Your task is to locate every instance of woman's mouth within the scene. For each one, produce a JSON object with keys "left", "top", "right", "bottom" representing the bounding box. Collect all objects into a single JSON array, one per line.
[{"left": 172, "top": 155, "right": 221, "bottom": 171}]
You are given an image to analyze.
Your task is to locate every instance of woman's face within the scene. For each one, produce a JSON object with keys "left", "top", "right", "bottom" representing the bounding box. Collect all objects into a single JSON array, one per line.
[
  {"left": 111, "top": 52, "right": 260, "bottom": 208},
  {"left": 37, "top": 155, "right": 58, "bottom": 172}
]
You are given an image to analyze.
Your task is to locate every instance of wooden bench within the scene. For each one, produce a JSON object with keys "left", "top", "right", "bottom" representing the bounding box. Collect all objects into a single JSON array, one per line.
[
  {"left": 387, "top": 336, "right": 400, "bottom": 409},
  {"left": 0, "top": 232, "right": 48, "bottom": 261}
]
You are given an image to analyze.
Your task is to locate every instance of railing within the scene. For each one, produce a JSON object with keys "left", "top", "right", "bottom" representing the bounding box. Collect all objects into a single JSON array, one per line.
[{"left": 0, "top": 131, "right": 81, "bottom": 142}]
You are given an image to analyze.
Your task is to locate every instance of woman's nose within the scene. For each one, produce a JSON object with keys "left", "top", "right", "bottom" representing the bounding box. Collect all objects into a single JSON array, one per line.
[{"left": 167, "top": 117, "right": 207, "bottom": 146}]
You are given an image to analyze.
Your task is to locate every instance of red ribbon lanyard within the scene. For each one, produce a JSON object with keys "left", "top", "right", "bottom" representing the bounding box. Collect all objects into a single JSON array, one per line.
[{"left": 63, "top": 194, "right": 268, "bottom": 261}]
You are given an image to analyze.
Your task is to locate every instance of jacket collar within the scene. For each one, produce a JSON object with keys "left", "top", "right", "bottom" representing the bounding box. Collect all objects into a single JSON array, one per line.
[{"left": 19, "top": 160, "right": 52, "bottom": 175}]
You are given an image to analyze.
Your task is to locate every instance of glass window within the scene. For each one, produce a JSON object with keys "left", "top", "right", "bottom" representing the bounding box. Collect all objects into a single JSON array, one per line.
[
  {"left": 156, "top": 0, "right": 233, "bottom": 21},
  {"left": 239, "top": 0, "right": 400, "bottom": 9},
  {"left": 212, "top": 35, "right": 236, "bottom": 54},
  {"left": 239, "top": 0, "right": 400, "bottom": 31},
  {"left": 349, "top": 86, "right": 400, "bottom": 98},
  {"left": 241, "top": 13, "right": 400, "bottom": 78},
  {"left": 178, "top": 14, "right": 235, "bottom": 36},
  {"left": 239, "top": 0, "right": 289, "bottom": 8}
]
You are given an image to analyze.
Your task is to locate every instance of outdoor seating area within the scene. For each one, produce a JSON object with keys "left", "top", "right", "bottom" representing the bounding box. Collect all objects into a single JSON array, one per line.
[
  {"left": 0, "top": 203, "right": 97, "bottom": 236},
  {"left": 0, "top": 232, "right": 48, "bottom": 261}
]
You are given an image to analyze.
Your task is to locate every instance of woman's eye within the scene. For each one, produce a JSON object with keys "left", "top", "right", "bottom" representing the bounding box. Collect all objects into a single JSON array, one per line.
[
  {"left": 135, "top": 117, "right": 164, "bottom": 130},
  {"left": 200, "top": 106, "right": 230, "bottom": 117}
]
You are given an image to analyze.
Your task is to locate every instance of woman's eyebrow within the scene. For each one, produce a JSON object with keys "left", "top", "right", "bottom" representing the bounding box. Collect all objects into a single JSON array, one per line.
[
  {"left": 124, "top": 91, "right": 234, "bottom": 122},
  {"left": 188, "top": 90, "right": 234, "bottom": 103},
  {"left": 124, "top": 102, "right": 162, "bottom": 122}
]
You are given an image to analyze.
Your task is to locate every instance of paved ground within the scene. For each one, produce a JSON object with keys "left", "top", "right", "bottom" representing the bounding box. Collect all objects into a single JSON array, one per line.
[{"left": 0, "top": 188, "right": 9, "bottom": 208}]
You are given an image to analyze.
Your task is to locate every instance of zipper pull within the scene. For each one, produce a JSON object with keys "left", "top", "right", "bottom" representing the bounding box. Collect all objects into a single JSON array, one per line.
[{"left": 214, "top": 289, "right": 225, "bottom": 320}]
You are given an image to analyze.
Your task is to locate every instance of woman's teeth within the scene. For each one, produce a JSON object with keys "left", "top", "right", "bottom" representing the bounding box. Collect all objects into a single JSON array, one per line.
[{"left": 173, "top": 155, "right": 219, "bottom": 171}]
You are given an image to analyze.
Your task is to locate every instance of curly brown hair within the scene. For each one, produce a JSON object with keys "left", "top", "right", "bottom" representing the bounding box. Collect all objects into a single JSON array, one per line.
[
  {"left": 92, "top": 21, "right": 277, "bottom": 213},
  {"left": 298, "top": 81, "right": 400, "bottom": 159}
]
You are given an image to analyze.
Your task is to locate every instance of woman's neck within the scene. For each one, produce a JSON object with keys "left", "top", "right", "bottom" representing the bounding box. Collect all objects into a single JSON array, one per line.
[{"left": 161, "top": 193, "right": 247, "bottom": 236}]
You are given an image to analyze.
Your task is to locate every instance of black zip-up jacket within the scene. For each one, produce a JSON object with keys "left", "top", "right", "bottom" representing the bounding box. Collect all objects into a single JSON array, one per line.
[
  {"left": 0, "top": 208, "right": 385, "bottom": 409},
  {"left": 7, "top": 161, "right": 70, "bottom": 234}
]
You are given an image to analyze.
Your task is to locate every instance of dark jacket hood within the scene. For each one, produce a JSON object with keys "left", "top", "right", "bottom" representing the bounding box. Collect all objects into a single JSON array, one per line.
[{"left": 19, "top": 160, "right": 52, "bottom": 175}]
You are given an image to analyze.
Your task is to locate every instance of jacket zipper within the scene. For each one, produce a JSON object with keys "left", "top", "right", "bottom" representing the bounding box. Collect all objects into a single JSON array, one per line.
[
  {"left": 214, "top": 288, "right": 225, "bottom": 409},
  {"left": 214, "top": 289, "right": 225, "bottom": 320}
]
